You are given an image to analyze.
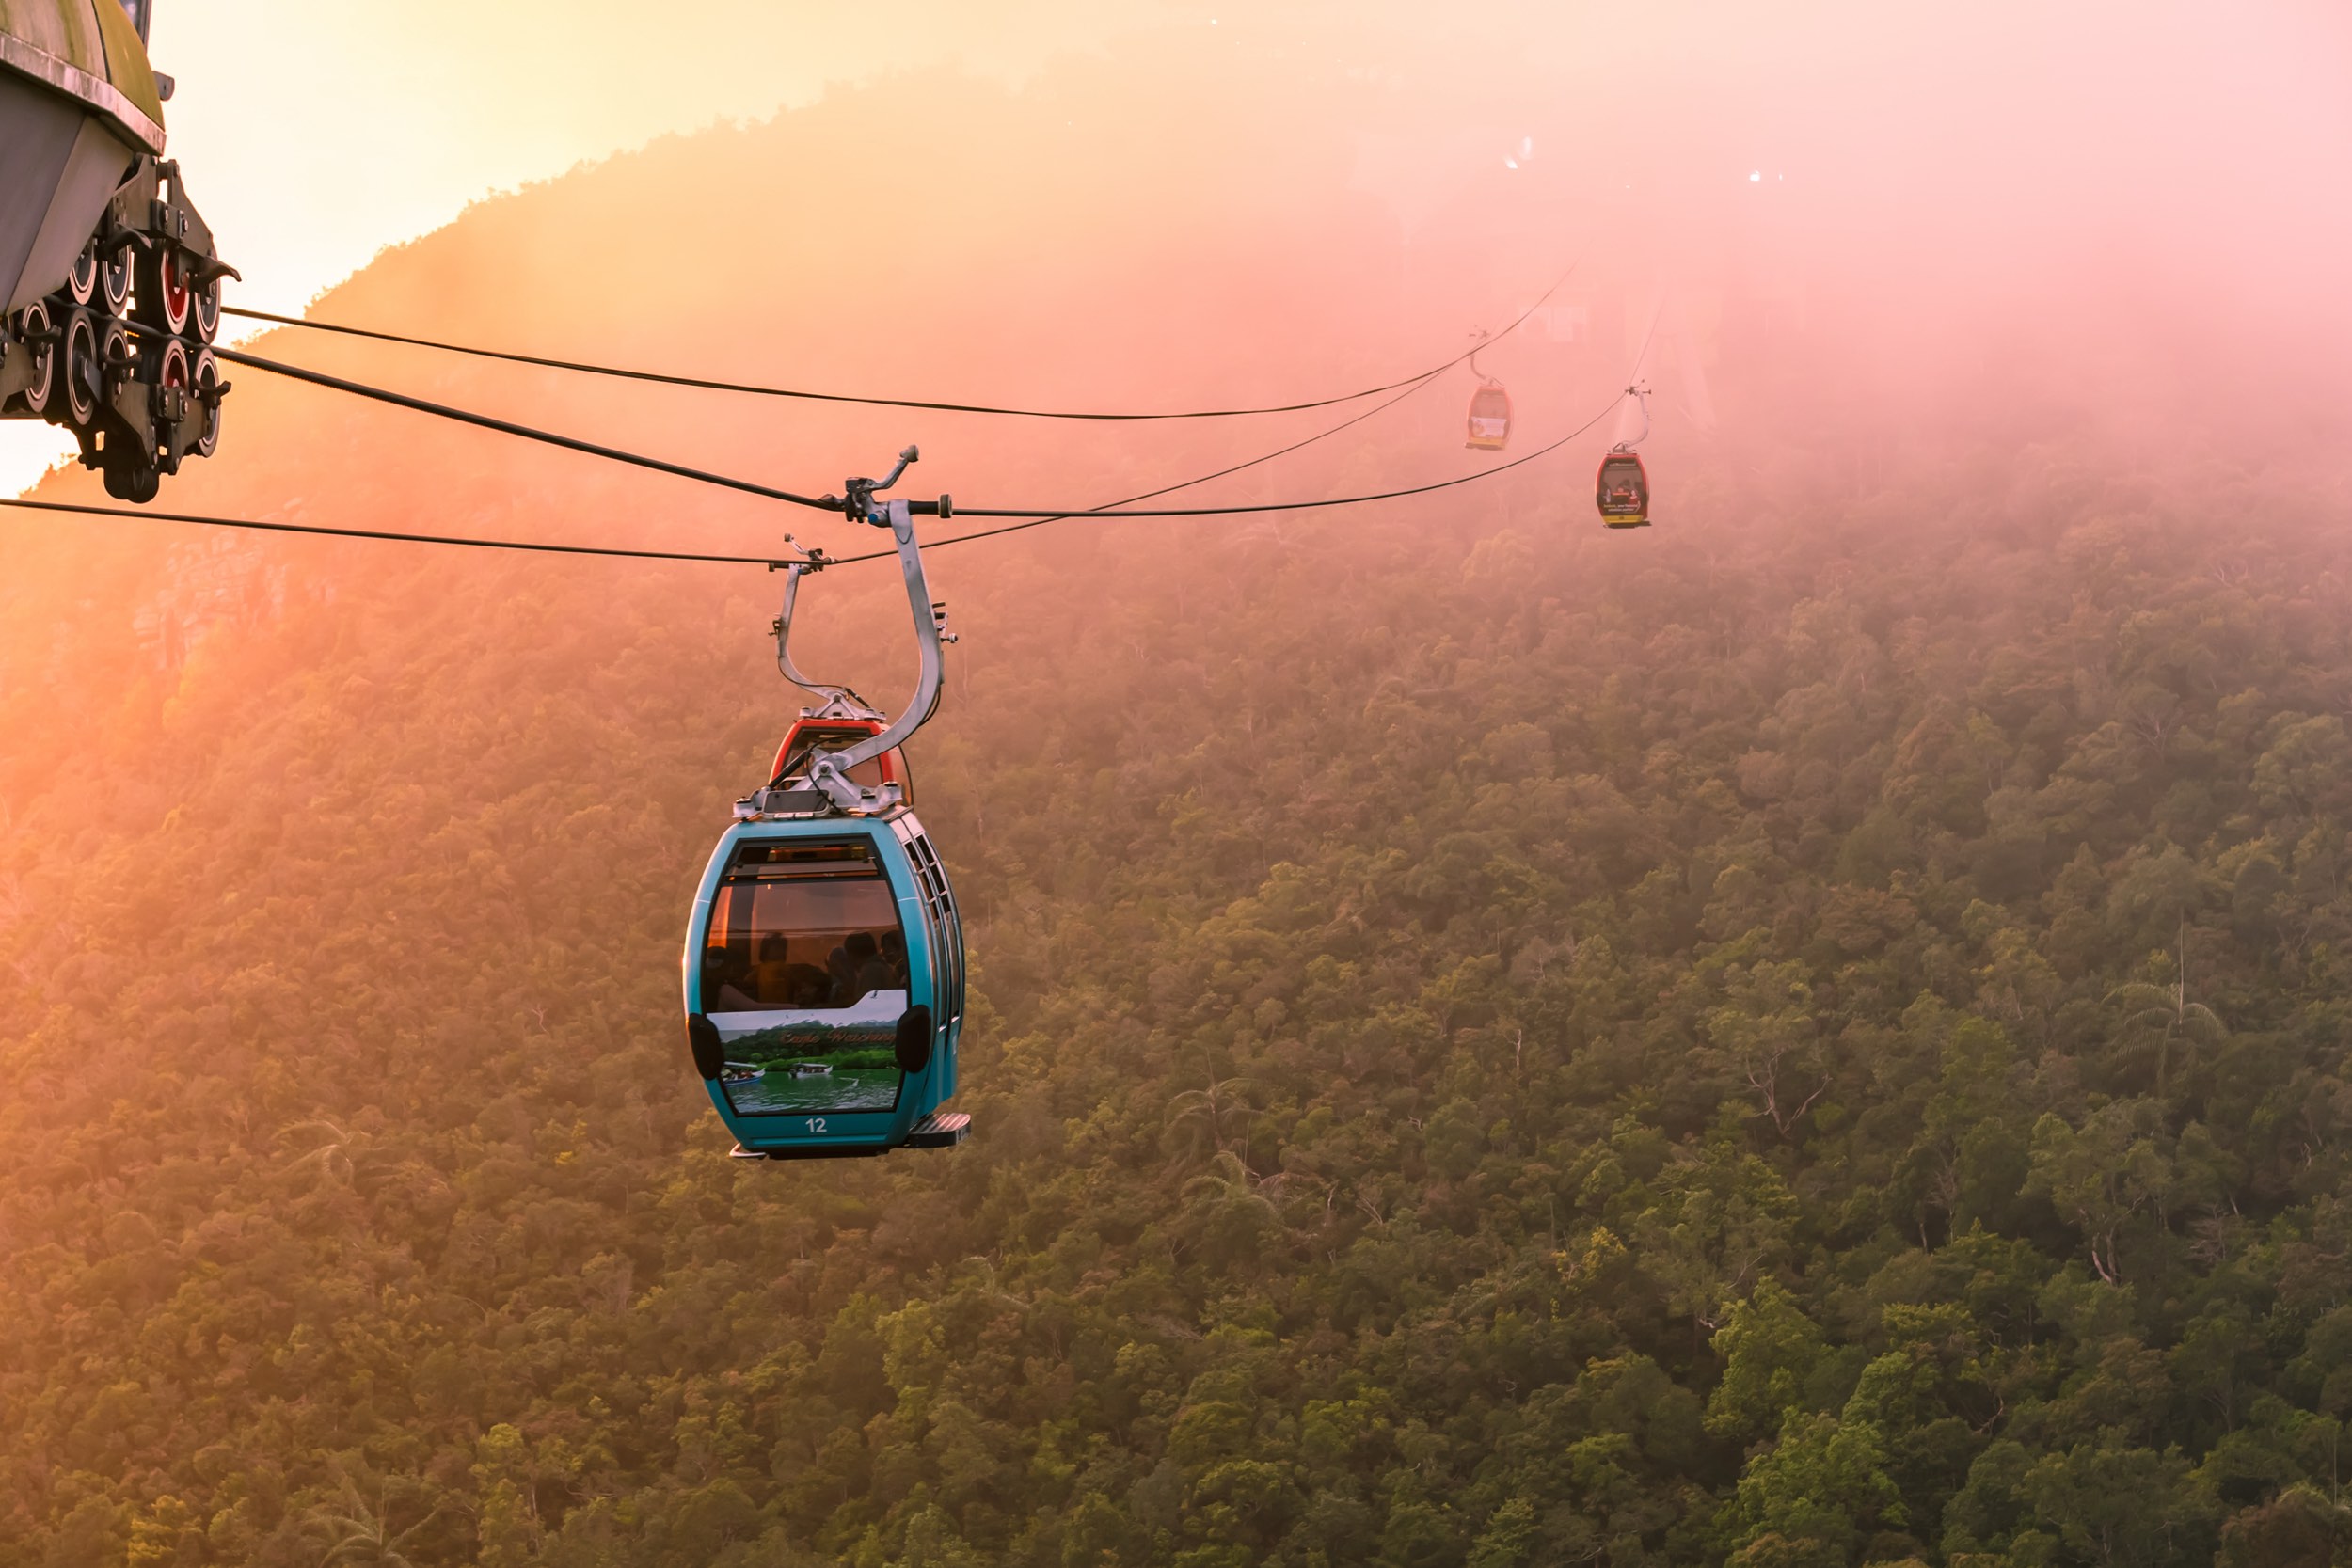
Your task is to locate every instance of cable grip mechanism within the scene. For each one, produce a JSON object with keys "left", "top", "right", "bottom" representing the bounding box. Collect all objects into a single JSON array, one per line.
[
  {"left": 828, "top": 445, "right": 952, "bottom": 526},
  {"left": 741, "top": 444, "right": 957, "bottom": 819}
]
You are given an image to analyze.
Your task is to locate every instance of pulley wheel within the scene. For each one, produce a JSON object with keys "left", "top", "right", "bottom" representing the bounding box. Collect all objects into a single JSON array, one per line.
[
  {"left": 99, "top": 315, "right": 131, "bottom": 391},
  {"left": 138, "top": 245, "right": 193, "bottom": 334},
  {"left": 159, "top": 247, "right": 193, "bottom": 335},
  {"left": 66, "top": 246, "right": 97, "bottom": 307},
  {"left": 192, "top": 348, "right": 222, "bottom": 458},
  {"left": 194, "top": 272, "right": 222, "bottom": 342},
  {"left": 156, "top": 340, "right": 190, "bottom": 471},
  {"left": 12, "top": 302, "right": 56, "bottom": 415},
  {"left": 61, "top": 310, "right": 101, "bottom": 428},
  {"left": 100, "top": 247, "right": 133, "bottom": 316},
  {"left": 102, "top": 456, "right": 159, "bottom": 503}
]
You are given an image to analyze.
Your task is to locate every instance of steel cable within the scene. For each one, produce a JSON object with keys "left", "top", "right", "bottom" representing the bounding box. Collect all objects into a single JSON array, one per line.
[{"left": 215, "top": 263, "right": 1578, "bottom": 422}]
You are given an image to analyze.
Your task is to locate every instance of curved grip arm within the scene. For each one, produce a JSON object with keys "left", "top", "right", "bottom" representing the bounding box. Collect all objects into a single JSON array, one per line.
[
  {"left": 807, "top": 500, "right": 944, "bottom": 809},
  {"left": 1612, "top": 385, "right": 1652, "bottom": 451},
  {"left": 774, "top": 561, "right": 858, "bottom": 705}
]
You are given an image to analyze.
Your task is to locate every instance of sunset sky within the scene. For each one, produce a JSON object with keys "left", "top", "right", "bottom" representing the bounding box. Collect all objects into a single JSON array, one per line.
[
  {"left": 0, "top": 0, "right": 1174, "bottom": 493},
  {"left": 6, "top": 0, "right": 2347, "bottom": 497}
]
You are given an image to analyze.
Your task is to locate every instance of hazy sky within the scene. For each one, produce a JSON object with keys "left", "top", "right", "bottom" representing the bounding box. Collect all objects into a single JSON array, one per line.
[
  {"left": 0, "top": 0, "right": 1175, "bottom": 494},
  {"left": 7, "top": 0, "right": 2346, "bottom": 497}
]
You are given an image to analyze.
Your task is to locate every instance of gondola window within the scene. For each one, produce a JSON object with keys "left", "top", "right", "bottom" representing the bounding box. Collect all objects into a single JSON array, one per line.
[{"left": 698, "top": 840, "right": 913, "bottom": 1115}]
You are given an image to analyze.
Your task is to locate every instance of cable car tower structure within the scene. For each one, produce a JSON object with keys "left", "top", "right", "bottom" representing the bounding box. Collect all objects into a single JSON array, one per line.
[{"left": 0, "top": 0, "right": 234, "bottom": 500}]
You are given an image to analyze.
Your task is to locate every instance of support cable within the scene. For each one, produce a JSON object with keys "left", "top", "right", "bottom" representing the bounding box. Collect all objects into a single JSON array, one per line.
[
  {"left": 215, "top": 261, "right": 1577, "bottom": 422},
  {"left": 0, "top": 372, "right": 1619, "bottom": 565},
  {"left": 0, "top": 360, "right": 1441, "bottom": 565},
  {"left": 829, "top": 390, "right": 1626, "bottom": 562},
  {"left": 204, "top": 342, "right": 835, "bottom": 512},
  {"left": 0, "top": 497, "right": 785, "bottom": 566},
  {"left": 22, "top": 261, "right": 1629, "bottom": 563},
  {"left": 211, "top": 334, "right": 1576, "bottom": 529}
]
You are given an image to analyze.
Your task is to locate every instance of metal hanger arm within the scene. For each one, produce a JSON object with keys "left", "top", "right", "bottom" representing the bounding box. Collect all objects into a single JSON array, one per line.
[
  {"left": 772, "top": 560, "right": 867, "bottom": 709},
  {"left": 805, "top": 499, "right": 944, "bottom": 806}
]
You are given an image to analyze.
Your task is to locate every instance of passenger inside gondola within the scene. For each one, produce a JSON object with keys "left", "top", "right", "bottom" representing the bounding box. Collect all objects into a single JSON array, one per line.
[
  {"left": 701, "top": 839, "right": 909, "bottom": 1016},
  {"left": 829, "top": 931, "right": 882, "bottom": 1005}
]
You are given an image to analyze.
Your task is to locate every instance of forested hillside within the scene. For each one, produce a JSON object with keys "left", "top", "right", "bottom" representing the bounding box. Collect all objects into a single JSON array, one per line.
[{"left": 7, "top": 49, "right": 2352, "bottom": 1568}]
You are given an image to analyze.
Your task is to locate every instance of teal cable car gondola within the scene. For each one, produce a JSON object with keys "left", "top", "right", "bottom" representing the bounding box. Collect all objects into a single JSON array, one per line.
[
  {"left": 685, "top": 814, "right": 964, "bottom": 1159},
  {"left": 682, "top": 450, "right": 970, "bottom": 1160}
]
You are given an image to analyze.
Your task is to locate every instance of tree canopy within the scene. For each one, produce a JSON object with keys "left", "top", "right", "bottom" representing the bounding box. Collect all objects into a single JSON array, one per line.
[{"left": 5, "top": 51, "right": 2352, "bottom": 1568}]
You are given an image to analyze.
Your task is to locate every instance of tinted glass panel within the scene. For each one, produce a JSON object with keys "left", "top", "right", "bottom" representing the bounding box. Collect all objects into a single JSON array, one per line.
[
  {"left": 700, "top": 839, "right": 909, "bottom": 1114},
  {"left": 1598, "top": 456, "right": 1647, "bottom": 512}
]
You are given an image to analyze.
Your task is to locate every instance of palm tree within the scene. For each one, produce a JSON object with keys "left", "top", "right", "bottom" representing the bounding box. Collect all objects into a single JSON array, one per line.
[
  {"left": 1183, "top": 1150, "right": 1279, "bottom": 1242},
  {"left": 2108, "top": 924, "right": 2225, "bottom": 1101},
  {"left": 1166, "top": 1076, "right": 1257, "bottom": 1158},
  {"left": 309, "top": 1478, "right": 442, "bottom": 1567},
  {"left": 280, "top": 1119, "right": 358, "bottom": 1186}
]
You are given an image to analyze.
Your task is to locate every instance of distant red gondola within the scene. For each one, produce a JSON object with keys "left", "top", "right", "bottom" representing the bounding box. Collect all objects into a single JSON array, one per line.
[
  {"left": 1465, "top": 383, "right": 1512, "bottom": 451},
  {"left": 1463, "top": 327, "right": 1511, "bottom": 451},
  {"left": 1596, "top": 451, "right": 1649, "bottom": 528}
]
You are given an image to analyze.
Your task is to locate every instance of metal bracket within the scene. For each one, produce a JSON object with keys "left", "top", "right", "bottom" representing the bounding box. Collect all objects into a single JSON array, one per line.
[
  {"left": 1469, "top": 326, "right": 1502, "bottom": 388},
  {"left": 771, "top": 545, "right": 883, "bottom": 721},
  {"left": 743, "top": 445, "right": 955, "bottom": 817},
  {"left": 805, "top": 496, "right": 946, "bottom": 812},
  {"left": 1611, "top": 382, "right": 1653, "bottom": 452}
]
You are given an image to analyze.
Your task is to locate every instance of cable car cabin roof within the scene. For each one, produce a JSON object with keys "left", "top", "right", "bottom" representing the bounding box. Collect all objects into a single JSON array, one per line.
[
  {"left": 1595, "top": 451, "right": 1650, "bottom": 528},
  {"left": 683, "top": 812, "right": 964, "bottom": 1159},
  {"left": 1, "top": 0, "right": 167, "bottom": 312},
  {"left": 770, "top": 717, "right": 912, "bottom": 803},
  {"left": 0, "top": 0, "right": 167, "bottom": 150}
]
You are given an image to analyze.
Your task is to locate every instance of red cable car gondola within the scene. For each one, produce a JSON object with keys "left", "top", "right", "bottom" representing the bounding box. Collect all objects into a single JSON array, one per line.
[
  {"left": 1465, "top": 382, "right": 1512, "bottom": 451},
  {"left": 1595, "top": 383, "right": 1653, "bottom": 528},
  {"left": 1463, "top": 327, "right": 1511, "bottom": 451},
  {"left": 1595, "top": 450, "right": 1650, "bottom": 528}
]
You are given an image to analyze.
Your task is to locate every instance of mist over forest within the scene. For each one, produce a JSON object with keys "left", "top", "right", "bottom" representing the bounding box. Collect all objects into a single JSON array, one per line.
[{"left": 5, "top": 8, "right": 2352, "bottom": 1566}]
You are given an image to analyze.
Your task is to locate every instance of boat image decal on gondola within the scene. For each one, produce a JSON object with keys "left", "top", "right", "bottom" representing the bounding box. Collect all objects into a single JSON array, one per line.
[{"left": 707, "top": 991, "right": 911, "bottom": 1114}]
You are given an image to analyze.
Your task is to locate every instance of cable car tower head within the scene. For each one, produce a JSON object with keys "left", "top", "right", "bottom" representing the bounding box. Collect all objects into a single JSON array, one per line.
[
  {"left": 1595, "top": 383, "right": 1652, "bottom": 529},
  {"left": 0, "top": 0, "right": 236, "bottom": 501},
  {"left": 683, "top": 447, "right": 969, "bottom": 1162}
]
